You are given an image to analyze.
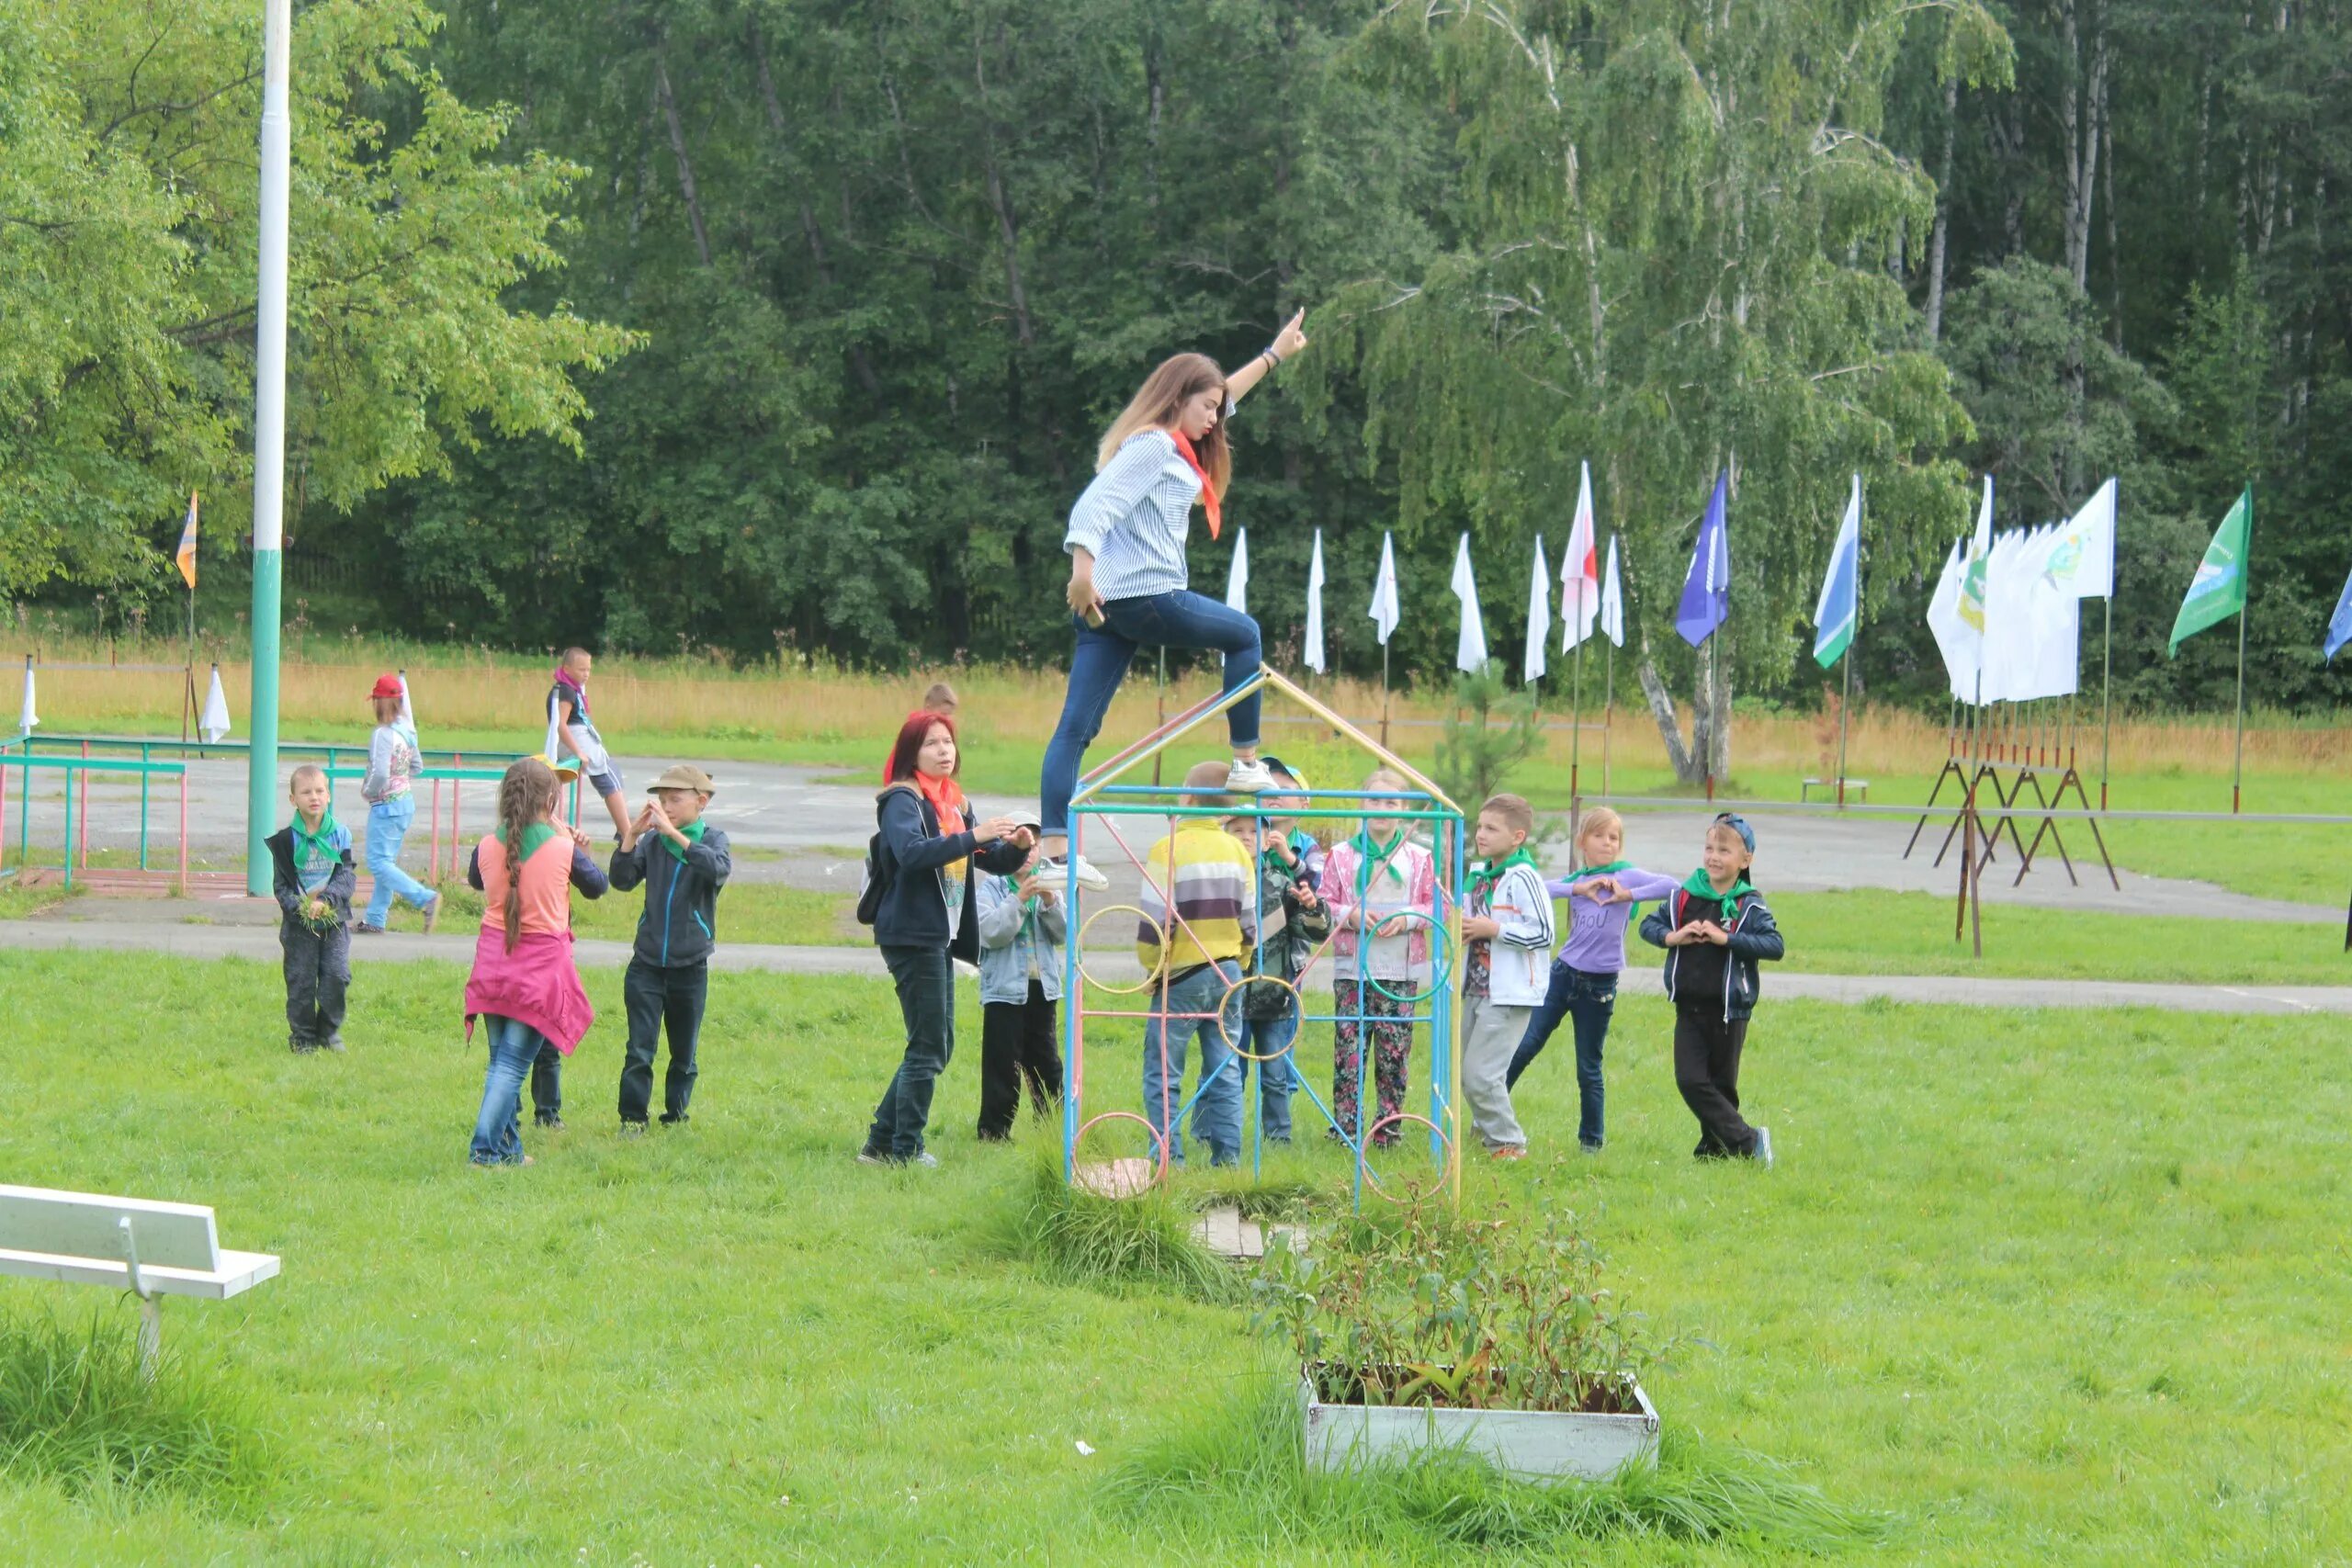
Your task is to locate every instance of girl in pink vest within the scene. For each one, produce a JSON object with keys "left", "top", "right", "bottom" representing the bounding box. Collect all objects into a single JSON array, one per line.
[{"left": 464, "top": 757, "right": 608, "bottom": 1167}]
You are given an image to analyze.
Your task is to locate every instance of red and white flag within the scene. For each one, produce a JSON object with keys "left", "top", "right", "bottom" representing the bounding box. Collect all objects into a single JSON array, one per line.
[{"left": 1558, "top": 461, "right": 1600, "bottom": 651}]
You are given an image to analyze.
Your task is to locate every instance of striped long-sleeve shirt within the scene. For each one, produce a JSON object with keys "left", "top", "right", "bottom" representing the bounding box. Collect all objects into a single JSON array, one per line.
[
  {"left": 1062, "top": 402, "right": 1237, "bottom": 604},
  {"left": 1136, "top": 818, "right": 1260, "bottom": 976}
]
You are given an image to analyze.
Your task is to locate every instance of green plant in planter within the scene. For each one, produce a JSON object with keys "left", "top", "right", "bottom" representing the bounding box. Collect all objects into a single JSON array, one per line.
[{"left": 1251, "top": 1196, "right": 1677, "bottom": 1414}]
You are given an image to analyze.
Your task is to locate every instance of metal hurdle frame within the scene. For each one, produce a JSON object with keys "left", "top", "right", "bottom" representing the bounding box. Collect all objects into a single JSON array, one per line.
[{"left": 1058, "top": 667, "right": 1467, "bottom": 1211}]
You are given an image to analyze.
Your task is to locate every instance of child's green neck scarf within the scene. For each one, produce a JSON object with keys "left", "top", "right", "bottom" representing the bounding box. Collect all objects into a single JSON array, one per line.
[
  {"left": 1572, "top": 859, "right": 1631, "bottom": 879},
  {"left": 1467, "top": 847, "right": 1541, "bottom": 898},
  {"left": 1681, "top": 867, "right": 1755, "bottom": 922},
  {"left": 290, "top": 810, "right": 341, "bottom": 869},
  {"left": 494, "top": 821, "right": 559, "bottom": 862},
  {"left": 658, "top": 817, "right": 707, "bottom": 863},
  {"left": 1345, "top": 827, "right": 1408, "bottom": 884}
]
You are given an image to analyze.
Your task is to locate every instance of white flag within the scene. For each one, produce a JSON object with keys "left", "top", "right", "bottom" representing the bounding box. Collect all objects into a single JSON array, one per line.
[
  {"left": 1369, "top": 530, "right": 1400, "bottom": 647},
  {"left": 1600, "top": 535, "right": 1624, "bottom": 648},
  {"left": 395, "top": 669, "right": 415, "bottom": 735},
  {"left": 1924, "top": 537, "right": 1973, "bottom": 704},
  {"left": 1559, "top": 461, "right": 1600, "bottom": 651},
  {"left": 2046, "top": 477, "right": 2117, "bottom": 600},
  {"left": 1304, "top": 529, "right": 1328, "bottom": 673},
  {"left": 544, "top": 690, "right": 563, "bottom": 761},
  {"left": 1524, "top": 535, "right": 1551, "bottom": 684},
  {"left": 1451, "top": 532, "right": 1487, "bottom": 673},
  {"left": 15, "top": 657, "right": 34, "bottom": 734},
  {"left": 1225, "top": 525, "right": 1250, "bottom": 614},
  {"left": 199, "top": 665, "right": 232, "bottom": 743}
]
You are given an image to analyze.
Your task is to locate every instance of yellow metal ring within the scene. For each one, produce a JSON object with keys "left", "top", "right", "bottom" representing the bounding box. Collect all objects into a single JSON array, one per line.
[
  {"left": 1214, "top": 972, "right": 1303, "bottom": 1059},
  {"left": 1359, "top": 1111, "right": 1455, "bottom": 1205},
  {"left": 1075, "top": 903, "right": 1168, "bottom": 995}
]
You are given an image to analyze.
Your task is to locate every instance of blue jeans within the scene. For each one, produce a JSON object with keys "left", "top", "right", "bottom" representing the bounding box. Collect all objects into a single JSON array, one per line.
[
  {"left": 364, "top": 795, "right": 435, "bottom": 927},
  {"left": 1145, "top": 960, "right": 1245, "bottom": 1167},
  {"left": 866, "top": 945, "right": 955, "bottom": 1160},
  {"left": 1506, "top": 964, "right": 1619, "bottom": 1148},
  {"left": 1224, "top": 1009, "right": 1300, "bottom": 1144},
  {"left": 1041, "top": 592, "right": 1262, "bottom": 836},
  {"left": 470, "top": 1015, "right": 547, "bottom": 1165}
]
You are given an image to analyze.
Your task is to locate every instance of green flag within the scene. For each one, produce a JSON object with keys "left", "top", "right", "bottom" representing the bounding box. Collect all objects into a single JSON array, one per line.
[{"left": 2167, "top": 487, "right": 2252, "bottom": 656}]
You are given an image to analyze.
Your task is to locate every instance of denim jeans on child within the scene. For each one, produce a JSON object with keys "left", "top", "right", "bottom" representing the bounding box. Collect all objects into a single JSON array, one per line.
[
  {"left": 363, "top": 795, "right": 435, "bottom": 928},
  {"left": 1506, "top": 964, "right": 1619, "bottom": 1149},
  {"left": 1222, "top": 1010, "right": 1300, "bottom": 1145},
  {"left": 470, "top": 1015, "right": 547, "bottom": 1165},
  {"left": 1144, "top": 959, "right": 1246, "bottom": 1168},
  {"left": 866, "top": 945, "right": 955, "bottom": 1161},
  {"left": 1041, "top": 592, "right": 1261, "bottom": 836}
]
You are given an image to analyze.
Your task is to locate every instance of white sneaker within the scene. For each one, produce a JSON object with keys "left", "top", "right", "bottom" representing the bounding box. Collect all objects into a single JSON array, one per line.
[
  {"left": 1226, "top": 758, "right": 1276, "bottom": 795},
  {"left": 1039, "top": 854, "right": 1111, "bottom": 893}
]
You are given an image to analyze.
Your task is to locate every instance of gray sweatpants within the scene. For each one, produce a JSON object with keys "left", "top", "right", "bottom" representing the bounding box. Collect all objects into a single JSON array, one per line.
[
  {"left": 1462, "top": 993, "right": 1531, "bottom": 1150},
  {"left": 281, "top": 919, "right": 350, "bottom": 1044}
]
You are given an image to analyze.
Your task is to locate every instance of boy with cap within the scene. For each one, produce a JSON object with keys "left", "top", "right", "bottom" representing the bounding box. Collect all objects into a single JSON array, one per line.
[
  {"left": 1639, "top": 812, "right": 1784, "bottom": 1166},
  {"left": 974, "top": 808, "right": 1067, "bottom": 1140},
  {"left": 607, "top": 764, "right": 732, "bottom": 1131}
]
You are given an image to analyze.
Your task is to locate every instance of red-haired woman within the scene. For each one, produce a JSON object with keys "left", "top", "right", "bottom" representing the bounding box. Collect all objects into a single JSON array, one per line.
[
  {"left": 1037, "top": 312, "right": 1309, "bottom": 892},
  {"left": 861, "top": 711, "right": 1035, "bottom": 1167}
]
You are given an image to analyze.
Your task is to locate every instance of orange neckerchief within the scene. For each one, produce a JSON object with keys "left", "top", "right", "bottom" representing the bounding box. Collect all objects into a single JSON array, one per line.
[
  {"left": 1170, "top": 429, "right": 1222, "bottom": 540},
  {"left": 913, "top": 768, "right": 967, "bottom": 835}
]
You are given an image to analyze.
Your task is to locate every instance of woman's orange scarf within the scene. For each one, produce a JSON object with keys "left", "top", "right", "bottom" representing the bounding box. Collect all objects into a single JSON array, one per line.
[
  {"left": 913, "top": 768, "right": 967, "bottom": 835},
  {"left": 1170, "top": 430, "right": 1222, "bottom": 540}
]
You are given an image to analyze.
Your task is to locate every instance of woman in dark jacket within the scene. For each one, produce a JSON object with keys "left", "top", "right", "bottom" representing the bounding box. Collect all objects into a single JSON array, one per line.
[{"left": 861, "top": 711, "right": 1032, "bottom": 1167}]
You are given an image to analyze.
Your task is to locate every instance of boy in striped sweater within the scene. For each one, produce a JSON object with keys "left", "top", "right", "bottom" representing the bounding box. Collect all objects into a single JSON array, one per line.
[
  {"left": 1459, "top": 794, "right": 1556, "bottom": 1159},
  {"left": 1136, "top": 761, "right": 1261, "bottom": 1168}
]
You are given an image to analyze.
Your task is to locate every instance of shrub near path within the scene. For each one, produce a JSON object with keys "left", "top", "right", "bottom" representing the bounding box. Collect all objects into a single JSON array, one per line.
[{"left": 0, "top": 951, "right": 2347, "bottom": 1562}]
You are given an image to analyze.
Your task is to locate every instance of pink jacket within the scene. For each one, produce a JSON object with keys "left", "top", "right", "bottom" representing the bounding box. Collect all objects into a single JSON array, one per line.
[
  {"left": 464, "top": 831, "right": 595, "bottom": 1053},
  {"left": 1321, "top": 837, "right": 1439, "bottom": 984}
]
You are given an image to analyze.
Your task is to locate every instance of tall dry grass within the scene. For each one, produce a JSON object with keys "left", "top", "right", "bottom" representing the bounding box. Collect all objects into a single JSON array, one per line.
[{"left": 15, "top": 634, "right": 2346, "bottom": 777}]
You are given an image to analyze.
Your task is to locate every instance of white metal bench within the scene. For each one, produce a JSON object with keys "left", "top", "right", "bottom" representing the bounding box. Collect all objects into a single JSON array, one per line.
[
  {"left": 0, "top": 1185, "right": 279, "bottom": 1379},
  {"left": 1799, "top": 776, "right": 1870, "bottom": 802}
]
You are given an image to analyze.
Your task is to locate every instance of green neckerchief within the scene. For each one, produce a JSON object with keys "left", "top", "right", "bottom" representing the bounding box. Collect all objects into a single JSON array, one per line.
[
  {"left": 493, "top": 821, "right": 560, "bottom": 863},
  {"left": 657, "top": 816, "right": 708, "bottom": 863},
  {"left": 1344, "top": 827, "right": 1408, "bottom": 885},
  {"left": 1466, "top": 847, "right": 1542, "bottom": 900},
  {"left": 1680, "top": 867, "right": 1756, "bottom": 923},
  {"left": 289, "top": 809, "right": 342, "bottom": 870},
  {"left": 1571, "top": 859, "right": 1632, "bottom": 880}
]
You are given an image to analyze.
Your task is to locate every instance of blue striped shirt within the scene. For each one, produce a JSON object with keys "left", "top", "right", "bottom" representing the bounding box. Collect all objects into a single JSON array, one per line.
[{"left": 1064, "top": 430, "right": 1199, "bottom": 602}]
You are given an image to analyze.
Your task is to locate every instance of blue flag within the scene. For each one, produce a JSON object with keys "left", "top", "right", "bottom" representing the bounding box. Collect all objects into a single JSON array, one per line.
[
  {"left": 1675, "top": 471, "right": 1731, "bottom": 648},
  {"left": 2327, "top": 558, "right": 2352, "bottom": 663},
  {"left": 1811, "top": 474, "right": 1860, "bottom": 668}
]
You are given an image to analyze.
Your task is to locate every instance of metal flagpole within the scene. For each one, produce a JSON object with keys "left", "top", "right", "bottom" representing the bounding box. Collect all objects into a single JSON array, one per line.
[
  {"left": 1568, "top": 578, "right": 1585, "bottom": 818},
  {"left": 245, "top": 0, "right": 292, "bottom": 897},
  {"left": 1601, "top": 636, "right": 1614, "bottom": 796},
  {"left": 1379, "top": 642, "right": 1391, "bottom": 750},
  {"left": 2232, "top": 482, "right": 2251, "bottom": 814},
  {"left": 2098, "top": 595, "right": 2112, "bottom": 810},
  {"left": 1835, "top": 479, "right": 1860, "bottom": 807}
]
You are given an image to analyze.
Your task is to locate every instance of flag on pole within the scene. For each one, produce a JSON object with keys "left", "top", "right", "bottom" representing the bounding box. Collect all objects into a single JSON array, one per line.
[
  {"left": 1225, "top": 525, "right": 1250, "bottom": 614},
  {"left": 2168, "top": 486, "right": 2253, "bottom": 656},
  {"left": 1924, "top": 538, "right": 1972, "bottom": 702},
  {"left": 1560, "top": 461, "right": 1600, "bottom": 651},
  {"left": 1524, "top": 535, "right": 1551, "bottom": 684},
  {"left": 544, "top": 691, "right": 564, "bottom": 762},
  {"left": 1600, "top": 535, "right": 1624, "bottom": 649},
  {"left": 199, "top": 665, "right": 232, "bottom": 743},
  {"left": 2326, "top": 555, "right": 2352, "bottom": 663},
  {"left": 1369, "top": 530, "right": 1400, "bottom": 647},
  {"left": 2045, "top": 477, "right": 2117, "bottom": 599},
  {"left": 1812, "top": 473, "right": 1861, "bottom": 669},
  {"left": 1958, "top": 475, "right": 1994, "bottom": 641},
  {"left": 1304, "top": 530, "right": 1328, "bottom": 673},
  {"left": 15, "top": 656, "right": 34, "bottom": 735},
  {"left": 1451, "top": 532, "right": 1487, "bottom": 673},
  {"left": 395, "top": 669, "right": 414, "bottom": 730},
  {"left": 1674, "top": 471, "right": 1731, "bottom": 648},
  {"left": 175, "top": 492, "right": 199, "bottom": 590}
]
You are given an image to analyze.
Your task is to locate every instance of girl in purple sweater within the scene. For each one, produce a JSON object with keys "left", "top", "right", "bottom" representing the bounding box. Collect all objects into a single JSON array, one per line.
[{"left": 1504, "top": 807, "right": 1678, "bottom": 1150}]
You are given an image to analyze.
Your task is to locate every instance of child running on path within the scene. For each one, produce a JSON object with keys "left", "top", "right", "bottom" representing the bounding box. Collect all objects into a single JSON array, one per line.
[
  {"left": 1319, "top": 768, "right": 1438, "bottom": 1148},
  {"left": 1458, "top": 794, "right": 1555, "bottom": 1159},
  {"left": 463, "top": 757, "right": 608, "bottom": 1167},
  {"left": 356, "top": 673, "right": 440, "bottom": 934},
  {"left": 1638, "top": 812, "right": 1784, "bottom": 1167},
  {"left": 550, "top": 648, "right": 632, "bottom": 844},
  {"left": 1505, "top": 806, "right": 1681, "bottom": 1152},
  {"left": 974, "top": 809, "right": 1066, "bottom": 1141},
  {"left": 608, "top": 765, "right": 731, "bottom": 1132},
  {"left": 266, "top": 764, "right": 355, "bottom": 1054}
]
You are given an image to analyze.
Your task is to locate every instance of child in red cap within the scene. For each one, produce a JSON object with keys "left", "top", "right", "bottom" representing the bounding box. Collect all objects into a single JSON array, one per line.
[{"left": 356, "top": 673, "right": 441, "bottom": 935}]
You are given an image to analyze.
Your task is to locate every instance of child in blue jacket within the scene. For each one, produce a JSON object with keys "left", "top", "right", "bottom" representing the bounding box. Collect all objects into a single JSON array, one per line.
[{"left": 606, "top": 764, "right": 732, "bottom": 1131}]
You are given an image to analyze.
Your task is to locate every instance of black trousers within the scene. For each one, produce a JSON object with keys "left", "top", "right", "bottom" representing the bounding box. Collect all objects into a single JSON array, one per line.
[
  {"left": 1672, "top": 1007, "right": 1758, "bottom": 1158},
  {"left": 531, "top": 1041, "right": 563, "bottom": 1123},
  {"left": 978, "top": 982, "right": 1063, "bottom": 1139},
  {"left": 280, "top": 919, "right": 349, "bottom": 1044},
  {"left": 866, "top": 945, "right": 955, "bottom": 1160},
  {"left": 619, "top": 957, "right": 709, "bottom": 1124}
]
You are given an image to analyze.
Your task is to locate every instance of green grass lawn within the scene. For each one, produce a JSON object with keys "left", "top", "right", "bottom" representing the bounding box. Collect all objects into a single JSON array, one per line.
[{"left": 1, "top": 950, "right": 2346, "bottom": 1562}]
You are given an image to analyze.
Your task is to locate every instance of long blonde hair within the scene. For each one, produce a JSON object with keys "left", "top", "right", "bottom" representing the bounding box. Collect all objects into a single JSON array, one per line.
[
  {"left": 496, "top": 757, "right": 562, "bottom": 952},
  {"left": 1097, "top": 352, "right": 1230, "bottom": 499}
]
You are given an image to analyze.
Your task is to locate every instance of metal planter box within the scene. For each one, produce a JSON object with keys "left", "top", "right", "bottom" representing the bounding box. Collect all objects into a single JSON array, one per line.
[{"left": 1299, "top": 1371, "right": 1660, "bottom": 1482}]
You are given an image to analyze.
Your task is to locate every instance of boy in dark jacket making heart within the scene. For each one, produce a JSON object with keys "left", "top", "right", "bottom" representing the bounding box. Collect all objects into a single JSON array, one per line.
[
  {"left": 1639, "top": 812, "right": 1785, "bottom": 1168},
  {"left": 608, "top": 764, "right": 732, "bottom": 1131}
]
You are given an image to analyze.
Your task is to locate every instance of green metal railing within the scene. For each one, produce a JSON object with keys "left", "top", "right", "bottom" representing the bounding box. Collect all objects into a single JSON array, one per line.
[{"left": 0, "top": 741, "right": 191, "bottom": 893}]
